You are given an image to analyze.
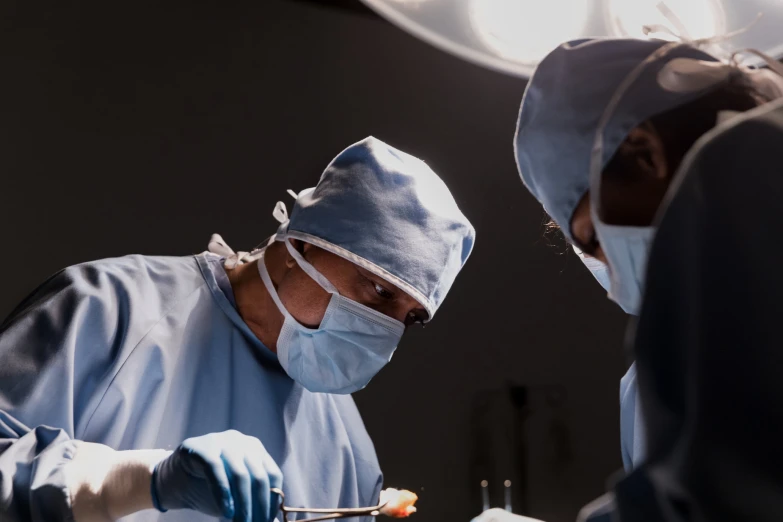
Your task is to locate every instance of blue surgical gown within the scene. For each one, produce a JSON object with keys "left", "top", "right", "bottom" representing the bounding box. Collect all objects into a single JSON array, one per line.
[
  {"left": 0, "top": 253, "right": 383, "bottom": 521},
  {"left": 619, "top": 363, "right": 645, "bottom": 472}
]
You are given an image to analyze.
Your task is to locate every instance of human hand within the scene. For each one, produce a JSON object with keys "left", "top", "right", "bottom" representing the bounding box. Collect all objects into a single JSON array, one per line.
[{"left": 152, "top": 430, "right": 283, "bottom": 522}]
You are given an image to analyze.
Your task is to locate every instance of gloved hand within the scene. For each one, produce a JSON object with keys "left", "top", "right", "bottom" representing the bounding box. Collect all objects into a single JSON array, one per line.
[
  {"left": 152, "top": 430, "right": 283, "bottom": 522},
  {"left": 471, "top": 508, "right": 546, "bottom": 522}
]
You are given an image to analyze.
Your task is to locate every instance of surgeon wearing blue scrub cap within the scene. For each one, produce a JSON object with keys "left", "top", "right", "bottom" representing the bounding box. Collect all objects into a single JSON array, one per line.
[
  {"left": 0, "top": 137, "right": 475, "bottom": 522},
  {"left": 472, "top": 35, "right": 783, "bottom": 522},
  {"left": 515, "top": 38, "right": 762, "bottom": 487}
]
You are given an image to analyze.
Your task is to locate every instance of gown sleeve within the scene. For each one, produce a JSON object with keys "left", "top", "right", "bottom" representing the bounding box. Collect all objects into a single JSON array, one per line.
[
  {"left": 619, "top": 362, "right": 646, "bottom": 472},
  {"left": 0, "top": 262, "right": 140, "bottom": 521}
]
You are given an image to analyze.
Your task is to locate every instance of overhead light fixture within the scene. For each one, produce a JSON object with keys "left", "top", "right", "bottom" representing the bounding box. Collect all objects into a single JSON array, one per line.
[
  {"left": 360, "top": 0, "right": 783, "bottom": 79},
  {"left": 469, "top": 0, "right": 590, "bottom": 68},
  {"left": 606, "top": 0, "right": 725, "bottom": 41}
]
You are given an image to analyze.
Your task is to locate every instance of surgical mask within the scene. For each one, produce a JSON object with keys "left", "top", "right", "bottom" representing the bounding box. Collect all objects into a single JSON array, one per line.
[
  {"left": 587, "top": 42, "right": 676, "bottom": 317},
  {"left": 257, "top": 239, "right": 405, "bottom": 394},
  {"left": 572, "top": 245, "right": 611, "bottom": 293},
  {"left": 591, "top": 223, "right": 655, "bottom": 315}
]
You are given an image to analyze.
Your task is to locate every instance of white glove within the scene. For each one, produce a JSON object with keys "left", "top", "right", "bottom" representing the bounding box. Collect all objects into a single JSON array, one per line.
[
  {"left": 65, "top": 441, "right": 171, "bottom": 522},
  {"left": 471, "top": 508, "right": 546, "bottom": 522}
]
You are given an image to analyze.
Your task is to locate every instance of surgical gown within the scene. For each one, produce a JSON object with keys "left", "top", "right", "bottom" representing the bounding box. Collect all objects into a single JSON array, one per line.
[
  {"left": 0, "top": 253, "right": 383, "bottom": 521},
  {"left": 584, "top": 97, "right": 783, "bottom": 522},
  {"left": 619, "top": 363, "right": 645, "bottom": 472}
]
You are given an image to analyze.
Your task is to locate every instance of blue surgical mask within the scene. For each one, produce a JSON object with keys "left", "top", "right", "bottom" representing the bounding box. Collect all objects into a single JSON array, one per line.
[
  {"left": 592, "top": 221, "right": 655, "bottom": 316},
  {"left": 572, "top": 245, "right": 611, "bottom": 293},
  {"left": 257, "top": 239, "right": 405, "bottom": 394},
  {"left": 586, "top": 44, "right": 673, "bottom": 317}
]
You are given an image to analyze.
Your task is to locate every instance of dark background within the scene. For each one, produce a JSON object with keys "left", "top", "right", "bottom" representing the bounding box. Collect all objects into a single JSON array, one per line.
[{"left": 0, "top": 1, "right": 629, "bottom": 520}]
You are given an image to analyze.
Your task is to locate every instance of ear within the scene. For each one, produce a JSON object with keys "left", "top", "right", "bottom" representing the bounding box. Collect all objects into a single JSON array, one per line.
[{"left": 617, "top": 122, "right": 668, "bottom": 180}]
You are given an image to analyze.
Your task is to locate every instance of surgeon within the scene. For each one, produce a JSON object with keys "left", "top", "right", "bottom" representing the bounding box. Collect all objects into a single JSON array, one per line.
[
  {"left": 472, "top": 33, "right": 783, "bottom": 522},
  {"left": 0, "top": 136, "right": 475, "bottom": 522}
]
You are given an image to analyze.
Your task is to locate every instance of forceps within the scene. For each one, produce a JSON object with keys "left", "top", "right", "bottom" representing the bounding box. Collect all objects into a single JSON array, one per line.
[{"left": 272, "top": 488, "right": 389, "bottom": 522}]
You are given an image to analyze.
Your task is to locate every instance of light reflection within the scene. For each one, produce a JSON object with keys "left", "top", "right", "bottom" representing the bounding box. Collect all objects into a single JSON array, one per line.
[{"left": 469, "top": 0, "right": 590, "bottom": 65}]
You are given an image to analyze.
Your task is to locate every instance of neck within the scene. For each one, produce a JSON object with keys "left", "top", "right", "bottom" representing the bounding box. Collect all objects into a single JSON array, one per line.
[{"left": 224, "top": 242, "right": 288, "bottom": 353}]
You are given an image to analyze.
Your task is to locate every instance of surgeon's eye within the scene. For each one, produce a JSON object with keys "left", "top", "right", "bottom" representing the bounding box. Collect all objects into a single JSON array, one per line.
[
  {"left": 587, "top": 234, "right": 600, "bottom": 254},
  {"left": 373, "top": 282, "right": 394, "bottom": 300}
]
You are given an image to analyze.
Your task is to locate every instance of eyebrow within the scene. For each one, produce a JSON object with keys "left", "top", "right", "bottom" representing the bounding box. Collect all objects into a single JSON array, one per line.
[{"left": 355, "top": 266, "right": 396, "bottom": 292}]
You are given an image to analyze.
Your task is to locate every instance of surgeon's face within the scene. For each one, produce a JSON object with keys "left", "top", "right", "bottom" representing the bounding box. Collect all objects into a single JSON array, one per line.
[
  {"left": 570, "top": 123, "right": 672, "bottom": 261},
  {"left": 277, "top": 241, "right": 428, "bottom": 329}
]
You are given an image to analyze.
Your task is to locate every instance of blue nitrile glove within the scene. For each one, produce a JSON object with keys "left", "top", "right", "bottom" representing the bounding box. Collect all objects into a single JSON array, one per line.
[{"left": 152, "top": 430, "right": 283, "bottom": 522}]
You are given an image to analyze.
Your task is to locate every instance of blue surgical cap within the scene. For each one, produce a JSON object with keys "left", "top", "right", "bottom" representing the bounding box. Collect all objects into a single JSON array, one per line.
[
  {"left": 276, "top": 136, "right": 475, "bottom": 320},
  {"left": 514, "top": 38, "right": 721, "bottom": 242}
]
